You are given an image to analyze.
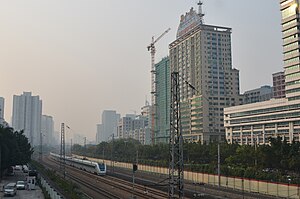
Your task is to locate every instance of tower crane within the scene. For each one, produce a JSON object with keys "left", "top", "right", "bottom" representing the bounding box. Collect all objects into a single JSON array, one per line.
[{"left": 147, "top": 28, "right": 171, "bottom": 144}]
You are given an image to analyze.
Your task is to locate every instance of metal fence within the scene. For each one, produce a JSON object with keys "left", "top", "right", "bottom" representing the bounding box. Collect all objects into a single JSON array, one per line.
[{"left": 84, "top": 156, "right": 300, "bottom": 199}]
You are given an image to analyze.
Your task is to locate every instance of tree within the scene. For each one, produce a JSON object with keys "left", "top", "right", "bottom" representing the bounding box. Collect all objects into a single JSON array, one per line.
[
  {"left": 225, "top": 145, "right": 256, "bottom": 168},
  {"left": 0, "top": 126, "right": 33, "bottom": 180}
]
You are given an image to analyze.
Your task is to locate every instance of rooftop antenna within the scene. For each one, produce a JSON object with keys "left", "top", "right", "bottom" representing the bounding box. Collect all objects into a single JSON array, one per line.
[{"left": 197, "top": 0, "right": 205, "bottom": 24}]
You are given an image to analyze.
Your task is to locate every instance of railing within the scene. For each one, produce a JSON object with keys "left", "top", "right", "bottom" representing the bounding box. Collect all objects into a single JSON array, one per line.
[{"left": 40, "top": 177, "right": 64, "bottom": 199}]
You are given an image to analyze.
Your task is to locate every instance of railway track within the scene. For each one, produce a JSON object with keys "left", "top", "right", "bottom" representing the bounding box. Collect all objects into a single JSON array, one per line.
[
  {"left": 99, "top": 174, "right": 168, "bottom": 199},
  {"left": 45, "top": 154, "right": 284, "bottom": 199},
  {"left": 44, "top": 156, "right": 169, "bottom": 199},
  {"left": 42, "top": 157, "right": 122, "bottom": 199},
  {"left": 68, "top": 173, "right": 122, "bottom": 199},
  {"left": 107, "top": 165, "right": 283, "bottom": 199}
]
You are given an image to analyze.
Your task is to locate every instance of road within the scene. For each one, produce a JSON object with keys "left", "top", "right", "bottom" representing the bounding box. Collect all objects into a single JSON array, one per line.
[{"left": 0, "top": 170, "right": 44, "bottom": 199}]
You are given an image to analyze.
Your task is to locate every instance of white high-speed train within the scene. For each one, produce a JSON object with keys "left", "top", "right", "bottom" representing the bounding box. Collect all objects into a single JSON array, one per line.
[{"left": 50, "top": 152, "right": 106, "bottom": 175}]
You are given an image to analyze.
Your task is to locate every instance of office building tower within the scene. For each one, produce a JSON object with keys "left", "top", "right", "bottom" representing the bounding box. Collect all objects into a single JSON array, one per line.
[
  {"left": 141, "top": 100, "right": 150, "bottom": 127},
  {"left": 224, "top": 0, "right": 300, "bottom": 145},
  {"left": 282, "top": 1, "right": 300, "bottom": 100},
  {"left": 117, "top": 116, "right": 132, "bottom": 139},
  {"left": 118, "top": 114, "right": 150, "bottom": 144},
  {"left": 125, "top": 114, "right": 136, "bottom": 120},
  {"left": 273, "top": 71, "right": 286, "bottom": 98},
  {"left": 130, "top": 127, "right": 151, "bottom": 145},
  {"left": 100, "top": 110, "right": 120, "bottom": 142},
  {"left": 169, "top": 5, "right": 242, "bottom": 143},
  {"left": 12, "top": 92, "right": 42, "bottom": 146},
  {"left": 0, "top": 97, "right": 8, "bottom": 127},
  {"left": 132, "top": 117, "right": 145, "bottom": 130},
  {"left": 41, "top": 115, "right": 54, "bottom": 146},
  {"left": 96, "top": 124, "right": 104, "bottom": 143},
  {"left": 53, "top": 131, "right": 60, "bottom": 146},
  {"left": 155, "top": 57, "right": 170, "bottom": 143},
  {"left": 243, "top": 85, "right": 273, "bottom": 104}
]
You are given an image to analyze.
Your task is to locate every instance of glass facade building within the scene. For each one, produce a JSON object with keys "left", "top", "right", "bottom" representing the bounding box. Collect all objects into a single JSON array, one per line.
[{"left": 155, "top": 57, "right": 170, "bottom": 143}]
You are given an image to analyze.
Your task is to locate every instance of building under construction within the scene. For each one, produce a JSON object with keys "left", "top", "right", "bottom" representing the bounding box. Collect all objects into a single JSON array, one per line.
[{"left": 169, "top": 4, "right": 243, "bottom": 143}]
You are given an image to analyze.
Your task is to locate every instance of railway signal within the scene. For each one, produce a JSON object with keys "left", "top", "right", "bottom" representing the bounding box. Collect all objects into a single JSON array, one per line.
[{"left": 133, "top": 164, "right": 138, "bottom": 172}]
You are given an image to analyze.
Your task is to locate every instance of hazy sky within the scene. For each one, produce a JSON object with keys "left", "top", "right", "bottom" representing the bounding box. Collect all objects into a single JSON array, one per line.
[{"left": 0, "top": 0, "right": 282, "bottom": 141}]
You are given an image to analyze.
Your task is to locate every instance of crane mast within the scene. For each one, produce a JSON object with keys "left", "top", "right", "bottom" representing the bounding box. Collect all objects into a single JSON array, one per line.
[{"left": 147, "top": 28, "right": 171, "bottom": 144}]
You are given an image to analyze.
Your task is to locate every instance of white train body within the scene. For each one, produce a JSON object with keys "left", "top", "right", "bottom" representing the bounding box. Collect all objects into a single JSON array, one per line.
[{"left": 50, "top": 152, "right": 106, "bottom": 175}]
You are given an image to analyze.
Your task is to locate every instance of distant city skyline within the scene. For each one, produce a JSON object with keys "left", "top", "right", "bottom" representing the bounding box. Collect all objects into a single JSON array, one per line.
[{"left": 0, "top": 0, "right": 282, "bottom": 140}]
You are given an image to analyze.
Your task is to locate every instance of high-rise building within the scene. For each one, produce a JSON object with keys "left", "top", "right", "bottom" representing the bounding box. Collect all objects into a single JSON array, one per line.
[
  {"left": 98, "top": 110, "right": 120, "bottom": 142},
  {"left": 224, "top": 0, "right": 300, "bottom": 145},
  {"left": 0, "top": 97, "right": 8, "bottom": 127},
  {"left": 273, "top": 71, "right": 286, "bottom": 98},
  {"left": 130, "top": 127, "right": 151, "bottom": 145},
  {"left": 12, "top": 92, "right": 42, "bottom": 146},
  {"left": 118, "top": 114, "right": 150, "bottom": 144},
  {"left": 53, "top": 131, "right": 60, "bottom": 146},
  {"left": 141, "top": 100, "right": 150, "bottom": 127},
  {"left": 169, "top": 5, "right": 242, "bottom": 143},
  {"left": 117, "top": 116, "right": 132, "bottom": 139},
  {"left": 0, "top": 97, "right": 4, "bottom": 119},
  {"left": 155, "top": 57, "right": 170, "bottom": 143},
  {"left": 243, "top": 85, "right": 273, "bottom": 104},
  {"left": 41, "top": 115, "right": 54, "bottom": 146},
  {"left": 96, "top": 124, "right": 104, "bottom": 143},
  {"left": 282, "top": 1, "right": 300, "bottom": 100}
]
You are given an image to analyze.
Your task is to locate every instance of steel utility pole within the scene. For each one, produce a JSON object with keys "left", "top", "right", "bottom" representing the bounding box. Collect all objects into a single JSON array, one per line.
[
  {"left": 60, "top": 123, "right": 66, "bottom": 179},
  {"left": 218, "top": 143, "right": 221, "bottom": 187},
  {"left": 70, "top": 139, "right": 72, "bottom": 156},
  {"left": 169, "top": 72, "right": 184, "bottom": 198},
  {"left": 111, "top": 134, "right": 114, "bottom": 173},
  {"left": 39, "top": 132, "right": 43, "bottom": 162},
  {"left": 84, "top": 137, "right": 87, "bottom": 159}
]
